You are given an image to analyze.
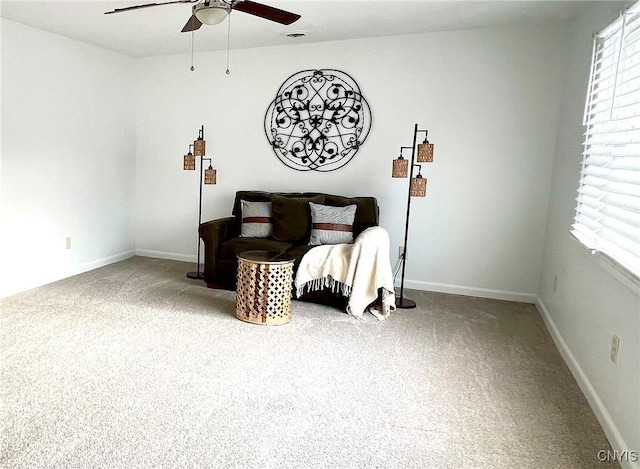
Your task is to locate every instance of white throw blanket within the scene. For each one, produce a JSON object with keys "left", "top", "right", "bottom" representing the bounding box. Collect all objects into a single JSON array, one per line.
[{"left": 295, "top": 226, "right": 396, "bottom": 319}]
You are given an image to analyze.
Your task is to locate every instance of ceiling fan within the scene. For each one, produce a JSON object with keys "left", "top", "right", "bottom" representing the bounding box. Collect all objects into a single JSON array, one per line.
[{"left": 104, "top": 0, "right": 301, "bottom": 32}]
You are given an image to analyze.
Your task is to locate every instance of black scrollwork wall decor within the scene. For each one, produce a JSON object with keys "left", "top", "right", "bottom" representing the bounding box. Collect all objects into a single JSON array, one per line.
[{"left": 264, "top": 69, "right": 372, "bottom": 172}]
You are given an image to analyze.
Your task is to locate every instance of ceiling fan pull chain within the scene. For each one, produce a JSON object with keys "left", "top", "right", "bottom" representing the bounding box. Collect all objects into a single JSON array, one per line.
[
  {"left": 190, "top": 30, "right": 195, "bottom": 71},
  {"left": 225, "top": 12, "right": 231, "bottom": 75}
]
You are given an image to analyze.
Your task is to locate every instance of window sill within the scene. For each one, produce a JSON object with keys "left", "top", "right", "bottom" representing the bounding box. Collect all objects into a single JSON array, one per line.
[{"left": 570, "top": 230, "right": 640, "bottom": 294}]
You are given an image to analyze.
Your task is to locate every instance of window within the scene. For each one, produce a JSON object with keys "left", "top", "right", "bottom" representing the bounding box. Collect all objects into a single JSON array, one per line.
[{"left": 572, "top": 1, "right": 640, "bottom": 279}]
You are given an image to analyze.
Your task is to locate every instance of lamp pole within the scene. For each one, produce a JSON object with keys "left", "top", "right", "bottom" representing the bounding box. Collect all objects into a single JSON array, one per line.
[
  {"left": 397, "top": 124, "right": 419, "bottom": 308},
  {"left": 187, "top": 125, "right": 208, "bottom": 280},
  {"left": 396, "top": 123, "right": 431, "bottom": 309}
]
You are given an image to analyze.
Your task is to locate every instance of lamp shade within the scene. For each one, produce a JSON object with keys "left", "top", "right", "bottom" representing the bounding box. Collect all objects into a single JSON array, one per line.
[
  {"left": 194, "top": 5, "right": 229, "bottom": 25},
  {"left": 410, "top": 175, "right": 427, "bottom": 197},
  {"left": 204, "top": 167, "right": 217, "bottom": 185},
  {"left": 194, "top": 139, "right": 206, "bottom": 156},
  {"left": 184, "top": 153, "right": 195, "bottom": 170},
  {"left": 392, "top": 157, "right": 409, "bottom": 178},
  {"left": 417, "top": 142, "right": 434, "bottom": 162}
]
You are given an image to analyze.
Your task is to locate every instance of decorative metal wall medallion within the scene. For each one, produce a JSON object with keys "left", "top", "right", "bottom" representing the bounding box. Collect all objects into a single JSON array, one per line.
[{"left": 264, "top": 69, "right": 372, "bottom": 172}]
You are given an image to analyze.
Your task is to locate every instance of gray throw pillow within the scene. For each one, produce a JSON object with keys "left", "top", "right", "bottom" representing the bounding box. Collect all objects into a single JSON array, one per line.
[
  {"left": 240, "top": 200, "right": 273, "bottom": 238},
  {"left": 309, "top": 202, "right": 357, "bottom": 245}
]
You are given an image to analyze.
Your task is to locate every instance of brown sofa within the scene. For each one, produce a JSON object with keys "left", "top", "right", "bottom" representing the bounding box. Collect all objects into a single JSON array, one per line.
[{"left": 199, "top": 191, "right": 379, "bottom": 303}]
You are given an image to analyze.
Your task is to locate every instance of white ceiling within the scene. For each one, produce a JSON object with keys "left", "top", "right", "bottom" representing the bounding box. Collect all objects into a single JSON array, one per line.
[{"left": 0, "top": 0, "right": 587, "bottom": 57}]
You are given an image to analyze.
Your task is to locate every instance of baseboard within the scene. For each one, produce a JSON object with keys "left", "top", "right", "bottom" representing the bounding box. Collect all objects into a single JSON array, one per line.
[
  {"left": 1, "top": 249, "right": 135, "bottom": 299},
  {"left": 134, "top": 249, "right": 196, "bottom": 263},
  {"left": 535, "top": 297, "right": 639, "bottom": 469},
  {"left": 400, "top": 279, "right": 537, "bottom": 304},
  {"left": 71, "top": 250, "right": 136, "bottom": 277}
]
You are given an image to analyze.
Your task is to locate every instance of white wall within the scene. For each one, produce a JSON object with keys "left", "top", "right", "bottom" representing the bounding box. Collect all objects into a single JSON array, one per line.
[
  {"left": 135, "top": 23, "right": 566, "bottom": 302},
  {"left": 537, "top": 2, "right": 640, "bottom": 466},
  {"left": 0, "top": 19, "right": 137, "bottom": 298}
]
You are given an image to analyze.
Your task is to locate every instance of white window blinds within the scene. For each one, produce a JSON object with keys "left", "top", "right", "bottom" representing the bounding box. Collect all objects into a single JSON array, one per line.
[{"left": 573, "top": 2, "right": 640, "bottom": 279}]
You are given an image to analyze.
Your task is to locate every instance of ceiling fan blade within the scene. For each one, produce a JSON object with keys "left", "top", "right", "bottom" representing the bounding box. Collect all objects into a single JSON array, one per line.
[
  {"left": 181, "top": 14, "right": 203, "bottom": 32},
  {"left": 232, "top": 0, "right": 300, "bottom": 25},
  {"left": 104, "top": 0, "right": 195, "bottom": 15}
]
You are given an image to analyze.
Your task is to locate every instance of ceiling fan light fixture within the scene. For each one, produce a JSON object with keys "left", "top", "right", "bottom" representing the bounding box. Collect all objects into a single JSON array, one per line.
[{"left": 194, "top": 3, "right": 229, "bottom": 25}]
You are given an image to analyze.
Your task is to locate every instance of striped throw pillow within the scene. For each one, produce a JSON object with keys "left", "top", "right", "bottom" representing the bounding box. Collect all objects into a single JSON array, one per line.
[
  {"left": 240, "top": 200, "right": 273, "bottom": 238},
  {"left": 309, "top": 202, "right": 357, "bottom": 245}
]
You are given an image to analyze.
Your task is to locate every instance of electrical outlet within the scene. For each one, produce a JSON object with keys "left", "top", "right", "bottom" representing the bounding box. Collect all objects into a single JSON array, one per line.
[
  {"left": 553, "top": 275, "right": 558, "bottom": 293},
  {"left": 611, "top": 335, "right": 620, "bottom": 364},
  {"left": 65, "top": 236, "right": 72, "bottom": 250},
  {"left": 398, "top": 246, "right": 405, "bottom": 259}
]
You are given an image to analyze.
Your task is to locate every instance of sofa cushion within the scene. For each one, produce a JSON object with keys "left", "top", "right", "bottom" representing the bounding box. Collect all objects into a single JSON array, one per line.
[
  {"left": 308, "top": 202, "right": 357, "bottom": 245},
  {"left": 286, "top": 244, "right": 317, "bottom": 258},
  {"left": 240, "top": 200, "right": 273, "bottom": 238},
  {"left": 232, "top": 191, "right": 277, "bottom": 218},
  {"left": 323, "top": 195, "right": 379, "bottom": 237},
  {"left": 272, "top": 194, "right": 325, "bottom": 243},
  {"left": 219, "top": 238, "right": 293, "bottom": 261},
  {"left": 285, "top": 244, "right": 317, "bottom": 271},
  {"left": 230, "top": 191, "right": 289, "bottom": 234}
]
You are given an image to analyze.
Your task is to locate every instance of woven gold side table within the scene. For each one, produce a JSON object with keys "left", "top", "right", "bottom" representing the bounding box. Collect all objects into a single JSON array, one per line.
[{"left": 235, "top": 250, "right": 295, "bottom": 325}]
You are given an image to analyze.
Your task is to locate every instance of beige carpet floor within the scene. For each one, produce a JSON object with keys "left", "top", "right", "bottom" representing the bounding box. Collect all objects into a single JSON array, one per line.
[{"left": 0, "top": 256, "right": 616, "bottom": 468}]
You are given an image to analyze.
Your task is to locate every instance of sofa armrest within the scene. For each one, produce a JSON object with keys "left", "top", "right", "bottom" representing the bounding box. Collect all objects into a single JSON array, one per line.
[{"left": 199, "top": 217, "right": 234, "bottom": 285}]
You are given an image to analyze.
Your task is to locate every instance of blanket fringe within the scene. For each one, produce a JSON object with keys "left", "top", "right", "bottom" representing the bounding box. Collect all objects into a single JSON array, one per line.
[{"left": 296, "top": 275, "right": 352, "bottom": 299}]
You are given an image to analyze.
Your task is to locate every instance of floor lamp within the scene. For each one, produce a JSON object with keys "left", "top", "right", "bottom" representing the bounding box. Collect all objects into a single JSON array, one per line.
[
  {"left": 183, "top": 125, "right": 217, "bottom": 280},
  {"left": 392, "top": 123, "right": 434, "bottom": 308}
]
